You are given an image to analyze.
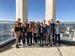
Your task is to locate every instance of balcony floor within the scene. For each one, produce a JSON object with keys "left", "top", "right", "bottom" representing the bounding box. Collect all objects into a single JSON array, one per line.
[{"left": 0, "top": 44, "right": 75, "bottom": 56}]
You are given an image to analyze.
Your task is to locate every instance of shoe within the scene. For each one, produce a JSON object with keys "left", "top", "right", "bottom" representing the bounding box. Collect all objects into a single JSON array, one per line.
[
  {"left": 35, "top": 44, "right": 38, "bottom": 46},
  {"left": 25, "top": 44, "right": 28, "bottom": 47},
  {"left": 59, "top": 44, "right": 61, "bottom": 46},
  {"left": 23, "top": 44, "right": 25, "bottom": 47},
  {"left": 50, "top": 44, "right": 52, "bottom": 47},
  {"left": 41, "top": 44, "right": 44, "bottom": 47},
  {"left": 19, "top": 44, "right": 21, "bottom": 46},
  {"left": 29, "top": 44, "right": 32, "bottom": 46},
  {"left": 16, "top": 45, "right": 19, "bottom": 48},
  {"left": 46, "top": 44, "right": 48, "bottom": 46}
]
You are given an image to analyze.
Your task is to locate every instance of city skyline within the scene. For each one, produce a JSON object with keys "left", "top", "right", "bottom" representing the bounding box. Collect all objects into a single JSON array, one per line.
[{"left": 0, "top": 0, "right": 75, "bottom": 22}]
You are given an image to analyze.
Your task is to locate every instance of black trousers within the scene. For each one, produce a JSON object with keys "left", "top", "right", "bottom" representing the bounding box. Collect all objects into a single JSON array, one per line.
[
  {"left": 37, "top": 34, "right": 40, "bottom": 44},
  {"left": 52, "top": 32, "right": 55, "bottom": 45},
  {"left": 27, "top": 32, "right": 32, "bottom": 45},
  {"left": 22, "top": 33, "right": 26, "bottom": 45},
  {"left": 55, "top": 34, "right": 60, "bottom": 45},
  {"left": 40, "top": 33, "right": 44, "bottom": 45},
  {"left": 44, "top": 33, "right": 47, "bottom": 44},
  {"left": 33, "top": 33, "right": 37, "bottom": 44},
  {"left": 48, "top": 34, "right": 52, "bottom": 45}
]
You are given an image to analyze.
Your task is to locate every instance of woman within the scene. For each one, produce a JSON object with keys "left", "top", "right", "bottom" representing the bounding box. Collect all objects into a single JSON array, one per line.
[
  {"left": 21, "top": 22, "right": 27, "bottom": 47},
  {"left": 39, "top": 22, "right": 45, "bottom": 47},
  {"left": 27, "top": 21, "right": 33, "bottom": 46},
  {"left": 14, "top": 21, "right": 21, "bottom": 48},
  {"left": 33, "top": 23, "right": 38, "bottom": 45},
  {"left": 37, "top": 22, "right": 41, "bottom": 45}
]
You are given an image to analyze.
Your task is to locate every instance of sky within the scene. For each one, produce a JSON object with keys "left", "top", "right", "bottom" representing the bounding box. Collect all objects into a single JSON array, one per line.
[{"left": 0, "top": 0, "right": 75, "bottom": 22}]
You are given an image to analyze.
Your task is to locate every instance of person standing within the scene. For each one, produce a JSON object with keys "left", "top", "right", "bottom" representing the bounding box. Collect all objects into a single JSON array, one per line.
[
  {"left": 21, "top": 22, "right": 27, "bottom": 47},
  {"left": 50, "top": 19, "right": 56, "bottom": 45},
  {"left": 17, "top": 18, "right": 22, "bottom": 45},
  {"left": 37, "top": 22, "right": 41, "bottom": 45},
  {"left": 55, "top": 21, "right": 61, "bottom": 46},
  {"left": 14, "top": 21, "right": 21, "bottom": 48},
  {"left": 43, "top": 20, "right": 48, "bottom": 46},
  {"left": 24, "top": 19, "right": 29, "bottom": 46},
  {"left": 33, "top": 23, "right": 38, "bottom": 45},
  {"left": 47, "top": 21, "right": 52, "bottom": 46},
  {"left": 39, "top": 22, "right": 45, "bottom": 47},
  {"left": 27, "top": 21, "right": 33, "bottom": 46}
]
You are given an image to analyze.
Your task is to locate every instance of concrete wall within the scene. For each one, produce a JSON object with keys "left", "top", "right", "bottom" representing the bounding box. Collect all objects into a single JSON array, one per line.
[{"left": 45, "top": 0, "right": 56, "bottom": 23}]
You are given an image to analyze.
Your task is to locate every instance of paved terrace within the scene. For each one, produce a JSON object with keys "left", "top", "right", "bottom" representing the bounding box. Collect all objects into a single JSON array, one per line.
[{"left": 0, "top": 44, "right": 75, "bottom": 56}]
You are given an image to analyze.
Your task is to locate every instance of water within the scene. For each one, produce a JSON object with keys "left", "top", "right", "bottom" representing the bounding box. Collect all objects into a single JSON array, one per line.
[{"left": 0, "top": 21, "right": 14, "bottom": 42}]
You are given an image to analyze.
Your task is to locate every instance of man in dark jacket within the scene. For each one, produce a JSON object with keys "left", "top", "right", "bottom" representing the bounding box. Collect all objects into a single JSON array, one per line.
[{"left": 50, "top": 19, "right": 56, "bottom": 45}]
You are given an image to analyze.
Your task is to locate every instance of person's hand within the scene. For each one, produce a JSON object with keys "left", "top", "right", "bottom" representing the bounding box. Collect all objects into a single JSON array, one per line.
[
  {"left": 25, "top": 33, "right": 27, "bottom": 36},
  {"left": 36, "top": 34, "right": 38, "bottom": 37}
]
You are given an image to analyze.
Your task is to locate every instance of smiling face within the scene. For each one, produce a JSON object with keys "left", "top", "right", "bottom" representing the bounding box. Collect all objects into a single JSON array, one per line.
[
  {"left": 56, "top": 21, "right": 60, "bottom": 26},
  {"left": 43, "top": 20, "right": 46, "bottom": 24},
  {"left": 40, "top": 22, "right": 43, "bottom": 27},
  {"left": 18, "top": 18, "right": 21, "bottom": 22},
  {"left": 48, "top": 21, "right": 51, "bottom": 25}
]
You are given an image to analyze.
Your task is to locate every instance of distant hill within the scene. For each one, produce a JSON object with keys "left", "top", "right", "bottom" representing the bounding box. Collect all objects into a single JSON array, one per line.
[{"left": 0, "top": 20, "right": 15, "bottom": 24}]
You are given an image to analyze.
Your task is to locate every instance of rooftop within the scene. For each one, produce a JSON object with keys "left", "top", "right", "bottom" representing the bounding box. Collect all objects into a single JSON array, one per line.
[{"left": 0, "top": 44, "right": 75, "bottom": 56}]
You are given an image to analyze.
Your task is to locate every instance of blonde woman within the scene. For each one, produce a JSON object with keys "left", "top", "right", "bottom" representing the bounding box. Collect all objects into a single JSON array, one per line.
[{"left": 14, "top": 21, "right": 21, "bottom": 48}]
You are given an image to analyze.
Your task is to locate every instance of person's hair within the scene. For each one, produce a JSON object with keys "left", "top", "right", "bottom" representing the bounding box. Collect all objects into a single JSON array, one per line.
[
  {"left": 48, "top": 20, "right": 51, "bottom": 22},
  {"left": 43, "top": 20, "right": 46, "bottom": 21},
  {"left": 56, "top": 21, "right": 60, "bottom": 26},
  {"left": 29, "top": 22, "right": 33, "bottom": 28},
  {"left": 37, "top": 22, "right": 40, "bottom": 27},
  {"left": 56, "top": 21, "right": 60, "bottom": 23},
  {"left": 18, "top": 18, "right": 21, "bottom": 21},
  {"left": 51, "top": 19, "right": 53, "bottom": 20},
  {"left": 40, "top": 22, "right": 43, "bottom": 26}
]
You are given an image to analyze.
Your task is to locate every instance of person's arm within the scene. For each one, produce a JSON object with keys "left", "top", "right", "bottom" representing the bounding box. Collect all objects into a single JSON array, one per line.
[{"left": 13, "top": 24, "right": 16, "bottom": 33}]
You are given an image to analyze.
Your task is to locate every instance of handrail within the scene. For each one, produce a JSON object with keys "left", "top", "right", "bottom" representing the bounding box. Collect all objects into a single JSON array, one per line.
[{"left": 0, "top": 37, "right": 15, "bottom": 48}]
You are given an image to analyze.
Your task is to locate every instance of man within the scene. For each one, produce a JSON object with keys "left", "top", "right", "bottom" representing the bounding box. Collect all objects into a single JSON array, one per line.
[
  {"left": 43, "top": 20, "right": 48, "bottom": 46},
  {"left": 39, "top": 22, "right": 45, "bottom": 47},
  {"left": 24, "top": 19, "right": 29, "bottom": 46},
  {"left": 50, "top": 19, "right": 56, "bottom": 45},
  {"left": 47, "top": 21, "right": 52, "bottom": 46},
  {"left": 55, "top": 21, "right": 61, "bottom": 46}
]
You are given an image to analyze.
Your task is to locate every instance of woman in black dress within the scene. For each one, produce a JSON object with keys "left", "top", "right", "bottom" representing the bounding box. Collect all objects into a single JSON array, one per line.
[{"left": 14, "top": 21, "right": 21, "bottom": 48}]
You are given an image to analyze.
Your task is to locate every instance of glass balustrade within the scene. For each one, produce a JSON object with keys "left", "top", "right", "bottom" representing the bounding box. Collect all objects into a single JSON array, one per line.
[
  {"left": 0, "top": 21, "right": 75, "bottom": 43},
  {"left": 0, "top": 21, "right": 14, "bottom": 43}
]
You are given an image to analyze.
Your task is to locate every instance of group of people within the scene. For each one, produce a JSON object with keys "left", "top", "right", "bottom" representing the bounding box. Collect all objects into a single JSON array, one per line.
[{"left": 14, "top": 18, "right": 61, "bottom": 48}]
